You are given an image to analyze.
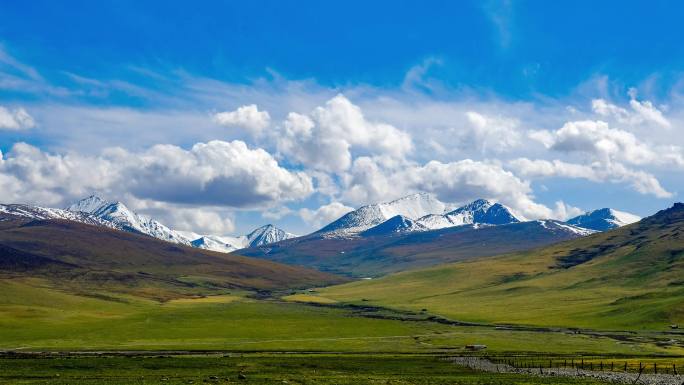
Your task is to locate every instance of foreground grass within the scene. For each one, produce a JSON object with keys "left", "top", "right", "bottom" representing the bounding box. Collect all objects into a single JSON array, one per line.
[{"left": 0, "top": 354, "right": 610, "bottom": 385}]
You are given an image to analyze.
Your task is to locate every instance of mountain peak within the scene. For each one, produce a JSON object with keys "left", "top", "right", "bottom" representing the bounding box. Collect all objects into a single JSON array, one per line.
[
  {"left": 567, "top": 208, "right": 640, "bottom": 231},
  {"left": 246, "top": 224, "right": 295, "bottom": 247},
  {"left": 316, "top": 193, "right": 446, "bottom": 236},
  {"left": 361, "top": 215, "right": 426, "bottom": 236},
  {"left": 66, "top": 195, "right": 110, "bottom": 213},
  {"left": 441, "top": 199, "right": 520, "bottom": 226}
]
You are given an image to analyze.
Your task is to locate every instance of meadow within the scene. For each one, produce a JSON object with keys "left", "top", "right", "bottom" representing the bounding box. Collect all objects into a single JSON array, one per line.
[{"left": 0, "top": 354, "right": 620, "bottom": 385}]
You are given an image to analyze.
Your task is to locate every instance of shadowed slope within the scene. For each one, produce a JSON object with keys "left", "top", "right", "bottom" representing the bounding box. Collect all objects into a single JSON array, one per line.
[{"left": 0, "top": 216, "right": 346, "bottom": 299}]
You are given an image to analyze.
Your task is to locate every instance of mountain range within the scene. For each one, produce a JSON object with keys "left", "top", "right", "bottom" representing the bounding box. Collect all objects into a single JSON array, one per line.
[
  {"left": 1, "top": 195, "right": 296, "bottom": 253},
  {"left": 235, "top": 194, "right": 643, "bottom": 276},
  {"left": 0, "top": 193, "right": 641, "bottom": 266},
  {"left": 314, "top": 193, "right": 639, "bottom": 238}
]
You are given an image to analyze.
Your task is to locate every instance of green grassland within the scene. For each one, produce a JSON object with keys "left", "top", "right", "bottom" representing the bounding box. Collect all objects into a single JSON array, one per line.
[
  {"left": 0, "top": 277, "right": 680, "bottom": 356},
  {"left": 316, "top": 206, "right": 684, "bottom": 331},
  {"left": 0, "top": 354, "right": 613, "bottom": 385}
]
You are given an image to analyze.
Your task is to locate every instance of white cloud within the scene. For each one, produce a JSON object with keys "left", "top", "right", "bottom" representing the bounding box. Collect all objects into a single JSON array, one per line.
[
  {"left": 160, "top": 207, "right": 236, "bottom": 235},
  {"left": 629, "top": 98, "right": 670, "bottom": 128},
  {"left": 592, "top": 94, "right": 670, "bottom": 128},
  {"left": 509, "top": 158, "right": 673, "bottom": 198},
  {"left": 552, "top": 201, "right": 584, "bottom": 221},
  {"left": 299, "top": 201, "right": 354, "bottom": 229},
  {"left": 213, "top": 104, "right": 271, "bottom": 135},
  {"left": 0, "top": 140, "right": 314, "bottom": 208},
  {"left": 340, "top": 156, "right": 555, "bottom": 220},
  {"left": 531, "top": 120, "right": 684, "bottom": 167},
  {"left": 0, "top": 106, "right": 35, "bottom": 130},
  {"left": 464, "top": 111, "right": 521, "bottom": 152},
  {"left": 274, "top": 94, "right": 413, "bottom": 173}
]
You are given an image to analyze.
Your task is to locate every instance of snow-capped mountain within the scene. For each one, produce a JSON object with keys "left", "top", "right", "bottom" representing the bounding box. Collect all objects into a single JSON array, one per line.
[
  {"left": 246, "top": 224, "right": 296, "bottom": 247},
  {"left": 566, "top": 208, "right": 641, "bottom": 231},
  {"left": 0, "top": 203, "right": 117, "bottom": 228},
  {"left": 191, "top": 235, "right": 244, "bottom": 253},
  {"left": 67, "top": 195, "right": 192, "bottom": 245},
  {"left": 416, "top": 199, "right": 520, "bottom": 230},
  {"left": 190, "top": 225, "right": 297, "bottom": 253},
  {"left": 316, "top": 193, "right": 446, "bottom": 236},
  {"left": 316, "top": 194, "right": 523, "bottom": 237},
  {"left": 361, "top": 215, "right": 427, "bottom": 236},
  {"left": 0, "top": 195, "right": 298, "bottom": 254}
]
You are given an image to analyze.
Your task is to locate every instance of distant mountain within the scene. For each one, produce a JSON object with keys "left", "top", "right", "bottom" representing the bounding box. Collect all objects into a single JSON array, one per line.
[
  {"left": 567, "top": 208, "right": 641, "bottom": 231},
  {"left": 191, "top": 235, "right": 243, "bottom": 253},
  {"left": 66, "top": 195, "right": 192, "bottom": 245},
  {"left": 416, "top": 198, "right": 520, "bottom": 230},
  {"left": 1, "top": 196, "right": 296, "bottom": 254},
  {"left": 315, "top": 194, "right": 523, "bottom": 237},
  {"left": 239, "top": 219, "right": 593, "bottom": 276},
  {"left": 361, "top": 215, "right": 427, "bottom": 236},
  {"left": 316, "top": 193, "right": 446, "bottom": 236},
  {"left": 0, "top": 203, "right": 117, "bottom": 229},
  {"left": 246, "top": 224, "right": 296, "bottom": 247},
  {"left": 191, "top": 224, "right": 296, "bottom": 253}
]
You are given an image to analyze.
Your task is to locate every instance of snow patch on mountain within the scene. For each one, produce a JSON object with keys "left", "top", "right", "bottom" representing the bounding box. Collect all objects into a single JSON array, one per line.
[
  {"left": 566, "top": 208, "right": 641, "bottom": 231},
  {"left": 536, "top": 220, "right": 597, "bottom": 236}
]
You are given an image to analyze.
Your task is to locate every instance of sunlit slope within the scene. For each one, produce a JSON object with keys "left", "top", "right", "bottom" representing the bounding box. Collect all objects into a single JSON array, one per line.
[{"left": 319, "top": 204, "right": 684, "bottom": 330}]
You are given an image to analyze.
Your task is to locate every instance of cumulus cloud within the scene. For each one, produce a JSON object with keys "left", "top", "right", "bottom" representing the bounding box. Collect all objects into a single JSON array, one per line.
[
  {"left": 299, "top": 201, "right": 354, "bottom": 229},
  {"left": 552, "top": 201, "right": 584, "bottom": 221},
  {"left": 0, "top": 106, "right": 35, "bottom": 130},
  {"left": 591, "top": 94, "right": 670, "bottom": 128},
  {"left": 274, "top": 94, "right": 413, "bottom": 173},
  {"left": 509, "top": 158, "right": 673, "bottom": 198},
  {"left": 213, "top": 104, "right": 271, "bottom": 135},
  {"left": 339, "top": 156, "right": 555, "bottom": 220},
  {"left": 530, "top": 120, "right": 684, "bottom": 167},
  {"left": 0, "top": 140, "right": 313, "bottom": 208},
  {"left": 463, "top": 111, "right": 521, "bottom": 152}
]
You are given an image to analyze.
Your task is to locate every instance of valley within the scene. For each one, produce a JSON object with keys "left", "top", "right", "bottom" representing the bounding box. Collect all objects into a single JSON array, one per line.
[{"left": 0, "top": 195, "right": 680, "bottom": 384}]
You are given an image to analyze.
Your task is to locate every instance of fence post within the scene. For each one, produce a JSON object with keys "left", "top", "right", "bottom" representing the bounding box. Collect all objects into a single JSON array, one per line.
[
  {"left": 673, "top": 364, "right": 677, "bottom": 375},
  {"left": 654, "top": 363, "right": 657, "bottom": 374},
  {"left": 624, "top": 362, "right": 627, "bottom": 372}
]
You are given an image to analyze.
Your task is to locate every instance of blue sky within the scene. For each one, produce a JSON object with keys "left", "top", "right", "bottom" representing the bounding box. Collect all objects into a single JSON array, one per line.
[{"left": 0, "top": 1, "right": 682, "bottom": 235}]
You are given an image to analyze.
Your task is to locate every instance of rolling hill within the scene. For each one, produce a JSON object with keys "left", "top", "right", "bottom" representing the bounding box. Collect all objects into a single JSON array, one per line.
[
  {"left": 316, "top": 203, "right": 684, "bottom": 330},
  {"left": 0, "top": 215, "right": 345, "bottom": 301}
]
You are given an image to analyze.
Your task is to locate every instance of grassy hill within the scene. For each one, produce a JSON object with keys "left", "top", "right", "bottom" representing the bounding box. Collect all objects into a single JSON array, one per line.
[
  {"left": 317, "top": 204, "right": 684, "bottom": 331},
  {"left": 238, "top": 220, "right": 587, "bottom": 276},
  {"left": 0, "top": 216, "right": 345, "bottom": 299}
]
